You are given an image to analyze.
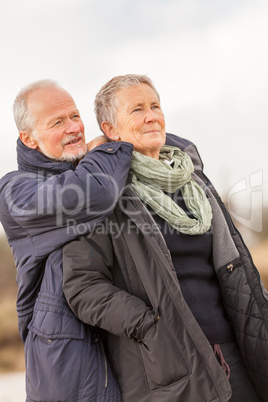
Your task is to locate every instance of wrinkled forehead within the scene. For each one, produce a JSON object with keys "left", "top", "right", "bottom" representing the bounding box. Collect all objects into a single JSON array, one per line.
[
  {"left": 116, "top": 83, "right": 159, "bottom": 104},
  {"left": 27, "top": 87, "right": 77, "bottom": 118}
]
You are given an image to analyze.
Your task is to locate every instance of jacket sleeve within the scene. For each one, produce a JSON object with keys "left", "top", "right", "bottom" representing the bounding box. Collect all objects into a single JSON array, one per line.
[
  {"left": 62, "top": 235, "right": 157, "bottom": 340},
  {"left": 1, "top": 142, "right": 133, "bottom": 238}
]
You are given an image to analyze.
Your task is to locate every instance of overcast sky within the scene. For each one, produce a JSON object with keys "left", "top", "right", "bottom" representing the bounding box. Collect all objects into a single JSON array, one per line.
[{"left": 0, "top": 0, "right": 267, "bottom": 235}]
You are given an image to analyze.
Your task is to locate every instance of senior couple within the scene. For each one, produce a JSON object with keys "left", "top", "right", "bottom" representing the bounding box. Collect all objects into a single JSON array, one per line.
[{"left": 0, "top": 75, "right": 267, "bottom": 401}]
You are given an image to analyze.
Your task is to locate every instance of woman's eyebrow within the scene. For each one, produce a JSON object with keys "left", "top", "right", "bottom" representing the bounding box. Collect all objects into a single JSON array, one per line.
[{"left": 127, "top": 102, "right": 144, "bottom": 112}]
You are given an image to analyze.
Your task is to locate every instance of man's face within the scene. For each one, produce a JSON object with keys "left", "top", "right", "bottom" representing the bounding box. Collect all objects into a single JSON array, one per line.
[{"left": 27, "top": 87, "right": 86, "bottom": 162}]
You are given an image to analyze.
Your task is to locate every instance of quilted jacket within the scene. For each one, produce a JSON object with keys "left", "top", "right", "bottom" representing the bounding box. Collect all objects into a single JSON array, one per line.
[
  {"left": 63, "top": 134, "right": 268, "bottom": 401},
  {"left": 0, "top": 138, "right": 133, "bottom": 401}
]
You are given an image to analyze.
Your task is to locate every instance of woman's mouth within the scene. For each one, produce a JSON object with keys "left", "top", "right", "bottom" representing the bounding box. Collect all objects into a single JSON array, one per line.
[{"left": 143, "top": 130, "right": 160, "bottom": 135}]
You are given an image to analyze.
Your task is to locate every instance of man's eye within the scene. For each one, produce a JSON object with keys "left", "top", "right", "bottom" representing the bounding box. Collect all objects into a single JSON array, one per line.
[
  {"left": 152, "top": 105, "right": 160, "bottom": 110},
  {"left": 132, "top": 108, "right": 142, "bottom": 113},
  {"left": 54, "top": 120, "right": 61, "bottom": 126}
]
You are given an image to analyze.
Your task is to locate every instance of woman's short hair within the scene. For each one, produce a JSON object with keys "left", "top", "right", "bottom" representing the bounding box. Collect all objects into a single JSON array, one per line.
[
  {"left": 94, "top": 74, "right": 160, "bottom": 133},
  {"left": 13, "top": 79, "right": 60, "bottom": 132}
]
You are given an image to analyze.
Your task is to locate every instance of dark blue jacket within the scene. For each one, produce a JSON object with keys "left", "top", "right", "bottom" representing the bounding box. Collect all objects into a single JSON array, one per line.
[{"left": 0, "top": 138, "right": 133, "bottom": 401}]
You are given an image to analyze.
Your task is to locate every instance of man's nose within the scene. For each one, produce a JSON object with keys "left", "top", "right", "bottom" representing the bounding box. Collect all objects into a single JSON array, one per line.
[{"left": 65, "top": 118, "right": 81, "bottom": 133}]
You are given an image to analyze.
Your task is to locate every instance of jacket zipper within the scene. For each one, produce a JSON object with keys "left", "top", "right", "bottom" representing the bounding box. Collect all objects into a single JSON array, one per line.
[
  {"left": 95, "top": 337, "right": 108, "bottom": 388},
  {"left": 225, "top": 257, "right": 241, "bottom": 273},
  {"left": 101, "top": 340, "right": 108, "bottom": 388}
]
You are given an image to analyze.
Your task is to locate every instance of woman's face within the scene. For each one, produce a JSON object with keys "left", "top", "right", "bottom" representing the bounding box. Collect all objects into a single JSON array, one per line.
[{"left": 110, "top": 83, "right": 166, "bottom": 159}]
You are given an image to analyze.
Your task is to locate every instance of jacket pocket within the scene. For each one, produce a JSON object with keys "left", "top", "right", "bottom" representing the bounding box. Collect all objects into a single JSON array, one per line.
[
  {"left": 139, "top": 316, "right": 190, "bottom": 391},
  {"left": 28, "top": 292, "right": 85, "bottom": 340},
  {"left": 25, "top": 294, "right": 87, "bottom": 401}
]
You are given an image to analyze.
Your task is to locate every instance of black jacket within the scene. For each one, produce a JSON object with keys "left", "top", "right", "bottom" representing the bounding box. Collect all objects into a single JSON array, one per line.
[{"left": 63, "top": 134, "right": 268, "bottom": 401}]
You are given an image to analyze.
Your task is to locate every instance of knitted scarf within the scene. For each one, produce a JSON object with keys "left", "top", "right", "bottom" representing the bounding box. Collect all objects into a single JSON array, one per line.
[{"left": 130, "top": 145, "right": 212, "bottom": 235}]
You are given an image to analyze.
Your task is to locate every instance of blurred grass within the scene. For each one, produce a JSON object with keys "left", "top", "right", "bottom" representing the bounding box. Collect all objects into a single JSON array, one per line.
[{"left": 0, "top": 235, "right": 24, "bottom": 373}]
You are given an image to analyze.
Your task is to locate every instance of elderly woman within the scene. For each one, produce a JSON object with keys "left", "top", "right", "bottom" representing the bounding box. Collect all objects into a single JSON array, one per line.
[{"left": 63, "top": 75, "right": 268, "bottom": 401}]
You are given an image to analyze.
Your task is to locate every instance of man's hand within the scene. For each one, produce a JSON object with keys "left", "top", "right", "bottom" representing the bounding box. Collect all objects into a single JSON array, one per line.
[{"left": 87, "top": 135, "right": 108, "bottom": 152}]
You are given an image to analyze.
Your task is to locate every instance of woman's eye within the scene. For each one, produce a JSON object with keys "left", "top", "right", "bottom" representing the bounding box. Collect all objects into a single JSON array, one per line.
[{"left": 132, "top": 107, "right": 142, "bottom": 113}]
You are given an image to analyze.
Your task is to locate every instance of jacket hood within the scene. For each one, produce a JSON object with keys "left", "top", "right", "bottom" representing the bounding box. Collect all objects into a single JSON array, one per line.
[{"left": 17, "top": 138, "right": 74, "bottom": 175}]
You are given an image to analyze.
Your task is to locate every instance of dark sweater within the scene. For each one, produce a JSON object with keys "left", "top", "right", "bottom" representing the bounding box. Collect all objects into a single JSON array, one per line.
[{"left": 148, "top": 190, "right": 235, "bottom": 344}]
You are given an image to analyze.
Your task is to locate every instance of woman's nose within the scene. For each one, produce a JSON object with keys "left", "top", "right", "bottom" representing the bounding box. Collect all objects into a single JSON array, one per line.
[{"left": 144, "top": 108, "right": 158, "bottom": 123}]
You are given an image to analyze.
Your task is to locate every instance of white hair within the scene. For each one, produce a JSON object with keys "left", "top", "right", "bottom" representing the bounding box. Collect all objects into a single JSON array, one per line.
[
  {"left": 94, "top": 74, "right": 160, "bottom": 135},
  {"left": 13, "top": 79, "right": 61, "bottom": 132}
]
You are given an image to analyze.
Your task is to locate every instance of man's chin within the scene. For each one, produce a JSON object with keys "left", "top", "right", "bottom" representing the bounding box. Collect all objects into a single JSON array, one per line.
[
  {"left": 40, "top": 147, "right": 87, "bottom": 163},
  {"left": 60, "top": 147, "right": 87, "bottom": 162}
]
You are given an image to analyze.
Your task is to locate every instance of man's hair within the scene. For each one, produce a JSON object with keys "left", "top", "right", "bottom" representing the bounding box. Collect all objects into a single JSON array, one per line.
[
  {"left": 13, "top": 79, "right": 61, "bottom": 132},
  {"left": 94, "top": 74, "right": 160, "bottom": 134}
]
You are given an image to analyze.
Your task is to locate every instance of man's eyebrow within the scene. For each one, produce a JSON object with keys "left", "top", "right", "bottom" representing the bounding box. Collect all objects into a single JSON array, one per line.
[
  {"left": 132, "top": 101, "right": 144, "bottom": 107},
  {"left": 47, "top": 109, "right": 80, "bottom": 125},
  {"left": 47, "top": 116, "right": 63, "bottom": 125}
]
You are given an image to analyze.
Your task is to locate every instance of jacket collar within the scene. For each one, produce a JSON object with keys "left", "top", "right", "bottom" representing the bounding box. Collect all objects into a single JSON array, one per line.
[{"left": 17, "top": 138, "right": 74, "bottom": 175}]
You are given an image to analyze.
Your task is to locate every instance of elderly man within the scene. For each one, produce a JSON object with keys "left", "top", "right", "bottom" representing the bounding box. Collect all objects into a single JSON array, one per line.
[{"left": 0, "top": 80, "right": 133, "bottom": 401}]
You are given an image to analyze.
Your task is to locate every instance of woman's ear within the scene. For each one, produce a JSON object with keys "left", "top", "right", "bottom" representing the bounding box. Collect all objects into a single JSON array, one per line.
[
  {"left": 19, "top": 131, "right": 38, "bottom": 149},
  {"left": 101, "top": 122, "right": 120, "bottom": 141}
]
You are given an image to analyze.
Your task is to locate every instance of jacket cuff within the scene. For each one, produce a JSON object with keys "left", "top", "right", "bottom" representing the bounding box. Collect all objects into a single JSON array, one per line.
[
  {"left": 133, "top": 309, "right": 160, "bottom": 340},
  {"left": 89, "top": 141, "right": 133, "bottom": 155}
]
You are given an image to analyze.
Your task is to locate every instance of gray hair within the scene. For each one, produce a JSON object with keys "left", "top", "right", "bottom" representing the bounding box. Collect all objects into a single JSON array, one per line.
[
  {"left": 94, "top": 74, "right": 160, "bottom": 133},
  {"left": 13, "top": 79, "right": 61, "bottom": 132}
]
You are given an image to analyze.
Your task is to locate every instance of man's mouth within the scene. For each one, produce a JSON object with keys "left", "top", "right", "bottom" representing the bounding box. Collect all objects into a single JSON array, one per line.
[{"left": 65, "top": 136, "right": 82, "bottom": 146}]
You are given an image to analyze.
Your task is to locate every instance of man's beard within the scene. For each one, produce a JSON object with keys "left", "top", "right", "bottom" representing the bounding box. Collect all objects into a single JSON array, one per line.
[
  {"left": 34, "top": 132, "right": 87, "bottom": 162},
  {"left": 56, "top": 146, "right": 87, "bottom": 162}
]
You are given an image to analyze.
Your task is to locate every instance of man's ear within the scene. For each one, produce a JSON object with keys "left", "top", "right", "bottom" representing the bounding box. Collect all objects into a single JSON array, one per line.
[
  {"left": 101, "top": 122, "right": 120, "bottom": 141},
  {"left": 19, "top": 131, "right": 38, "bottom": 149}
]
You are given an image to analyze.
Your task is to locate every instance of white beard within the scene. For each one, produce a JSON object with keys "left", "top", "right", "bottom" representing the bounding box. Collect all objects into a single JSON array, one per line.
[{"left": 34, "top": 132, "right": 87, "bottom": 162}]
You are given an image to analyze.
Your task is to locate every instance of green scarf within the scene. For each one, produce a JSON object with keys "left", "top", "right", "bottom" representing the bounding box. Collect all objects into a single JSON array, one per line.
[{"left": 130, "top": 145, "right": 212, "bottom": 235}]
